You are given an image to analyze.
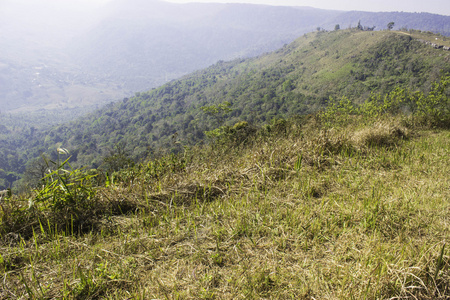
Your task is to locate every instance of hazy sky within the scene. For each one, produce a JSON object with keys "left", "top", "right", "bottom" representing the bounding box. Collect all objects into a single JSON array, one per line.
[
  {"left": 2, "top": 0, "right": 447, "bottom": 15},
  {"left": 164, "top": 0, "right": 450, "bottom": 16}
]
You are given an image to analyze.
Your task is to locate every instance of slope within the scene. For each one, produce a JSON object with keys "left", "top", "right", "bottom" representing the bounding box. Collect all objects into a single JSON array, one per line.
[
  {"left": 1, "top": 29, "right": 450, "bottom": 190},
  {"left": 1, "top": 94, "right": 449, "bottom": 298}
]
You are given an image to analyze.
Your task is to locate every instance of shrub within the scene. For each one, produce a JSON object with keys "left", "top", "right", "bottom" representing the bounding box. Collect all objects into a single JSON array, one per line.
[
  {"left": 411, "top": 75, "right": 450, "bottom": 128},
  {"left": 205, "top": 121, "right": 257, "bottom": 147}
]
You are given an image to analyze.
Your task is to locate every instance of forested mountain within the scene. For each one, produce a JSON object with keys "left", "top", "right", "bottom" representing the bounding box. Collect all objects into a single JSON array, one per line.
[
  {"left": 1, "top": 29, "right": 449, "bottom": 190},
  {"left": 67, "top": 2, "right": 338, "bottom": 93},
  {"left": 1, "top": 0, "right": 450, "bottom": 113}
]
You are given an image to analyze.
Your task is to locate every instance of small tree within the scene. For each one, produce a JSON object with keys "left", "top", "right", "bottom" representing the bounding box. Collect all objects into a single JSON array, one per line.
[
  {"left": 357, "top": 20, "right": 363, "bottom": 30},
  {"left": 201, "top": 101, "right": 232, "bottom": 126},
  {"left": 334, "top": 24, "right": 340, "bottom": 31},
  {"left": 22, "top": 157, "right": 50, "bottom": 188},
  {"left": 387, "top": 22, "right": 395, "bottom": 31},
  {"left": 282, "top": 79, "right": 294, "bottom": 92},
  {"left": 102, "top": 143, "right": 134, "bottom": 173}
]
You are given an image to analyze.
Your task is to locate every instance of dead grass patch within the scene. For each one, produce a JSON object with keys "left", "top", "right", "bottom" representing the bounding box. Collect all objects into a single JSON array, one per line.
[{"left": 352, "top": 120, "right": 409, "bottom": 149}]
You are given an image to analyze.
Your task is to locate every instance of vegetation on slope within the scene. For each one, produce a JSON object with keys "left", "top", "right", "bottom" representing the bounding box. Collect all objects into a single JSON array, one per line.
[
  {"left": 1, "top": 29, "right": 449, "bottom": 190},
  {"left": 0, "top": 77, "right": 449, "bottom": 298}
]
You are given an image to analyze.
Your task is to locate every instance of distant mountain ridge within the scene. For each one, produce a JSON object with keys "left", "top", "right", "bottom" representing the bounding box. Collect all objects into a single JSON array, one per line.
[{"left": 1, "top": 0, "right": 450, "bottom": 113}]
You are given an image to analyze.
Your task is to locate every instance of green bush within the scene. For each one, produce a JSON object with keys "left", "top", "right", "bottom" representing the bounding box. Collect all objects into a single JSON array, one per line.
[
  {"left": 412, "top": 75, "right": 450, "bottom": 128},
  {"left": 320, "top": 75, "right": 450, "bottom": 128}
]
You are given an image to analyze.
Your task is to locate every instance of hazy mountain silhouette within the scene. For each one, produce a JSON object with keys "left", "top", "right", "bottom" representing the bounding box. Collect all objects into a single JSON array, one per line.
[{"left": 1, "top": 0, "right": 449, "bottom": 113}]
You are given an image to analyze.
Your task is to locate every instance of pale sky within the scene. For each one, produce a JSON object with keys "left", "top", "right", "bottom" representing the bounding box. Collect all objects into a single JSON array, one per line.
[{"left": 164, "top": 0, "right": 450, "bottom": 16}]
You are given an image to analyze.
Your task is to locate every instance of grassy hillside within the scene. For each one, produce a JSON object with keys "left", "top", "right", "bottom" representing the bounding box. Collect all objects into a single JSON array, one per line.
[{"left": 0, "top": 91, "right": 449, "bottom": 298}]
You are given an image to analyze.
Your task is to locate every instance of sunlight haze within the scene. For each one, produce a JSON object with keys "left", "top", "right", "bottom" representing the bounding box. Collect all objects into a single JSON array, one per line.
[{"left": 165, "top": 0, "right": 450, "bottom": 15}]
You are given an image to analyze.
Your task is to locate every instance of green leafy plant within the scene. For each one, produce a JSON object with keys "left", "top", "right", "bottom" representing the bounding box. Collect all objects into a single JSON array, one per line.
[
  {"left": 412, "top": 75, "right": 450, "bottom": 127},
  {"left": 34, "top": 156, "right": 96, "bottom": 210},
  {"left": 319, "top": 96, "right": 356, "bottom": 127},
  {"left": 29, "top": 149, "right": 99, "bottom": 233},
  {"left": 201, "top": 101, "right": 233, "bottom": 126},
  {"left": 359, "top": 87, "right": 409, "bottom": 118}
]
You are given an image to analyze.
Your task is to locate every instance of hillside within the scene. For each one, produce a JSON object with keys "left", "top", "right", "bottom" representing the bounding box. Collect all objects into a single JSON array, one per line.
[
  {"left": 1, "top": 29, "right": 450, "bottom": 190},
  {"left": 1, "top": 0, "right": 450, "bottom": 113},
  {"left": 0, "top": 89, "right": 449, "bottom": 298}
]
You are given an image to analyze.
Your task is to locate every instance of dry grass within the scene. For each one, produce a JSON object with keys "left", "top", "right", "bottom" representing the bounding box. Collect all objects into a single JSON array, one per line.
[
  {"left": 352, "top": 120, "right": 409, "bottom": 149},
  {"left": 0, "top": 116, "right": 449, "bottom": 299}
]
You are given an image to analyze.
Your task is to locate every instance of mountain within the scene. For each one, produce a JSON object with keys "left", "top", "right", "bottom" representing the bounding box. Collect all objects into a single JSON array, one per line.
[
  {"left": 1, "top": 29, "right": 449, "bottom": 189},
  {"left": 0, "top": 0, "right": 119, "bottom": 113},
  {"left": 68, "top": 2, "right": 342, "bottom": 92},
  {"left": 1, "top": 0, "right": 450, "bottom": 113}
]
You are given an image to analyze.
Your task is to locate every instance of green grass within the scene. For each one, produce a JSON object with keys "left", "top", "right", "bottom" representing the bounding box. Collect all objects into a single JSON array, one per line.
[
  {"left": 317, "top": 62, "right": 354, "bottom": 81},
  {"left": 1, "top": 111, "right": 449, "bottom": 299}
]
